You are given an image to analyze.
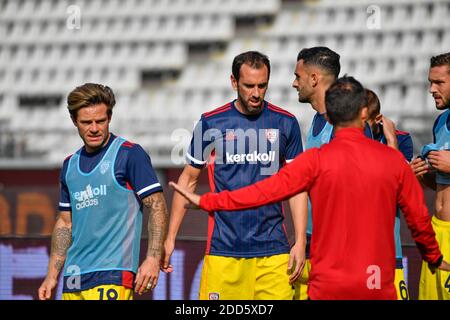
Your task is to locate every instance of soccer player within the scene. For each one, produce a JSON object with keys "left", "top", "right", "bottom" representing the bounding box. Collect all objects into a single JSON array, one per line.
[
  {"left": 162, "top": 51, "right": 306, "bottom": 299},
  {"left": 366, "top": 88, "right": 413, "bottom": 300},
  {"left": 291, "top": 47, "right": 340, "bottom": 300},
  {"left": 38, "top": 83, "right": 169, "bottom": 300},
  {"left": 170, "top": 76, "right": 450, "bottom": 300},
  {"left": 410, "top": 52, "right": 450, "bottom": 300}
]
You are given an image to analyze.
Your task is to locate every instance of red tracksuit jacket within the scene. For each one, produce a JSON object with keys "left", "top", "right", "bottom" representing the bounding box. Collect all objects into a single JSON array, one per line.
[{"left": 199, "top": 127, "right": 442, "bottom": 300}]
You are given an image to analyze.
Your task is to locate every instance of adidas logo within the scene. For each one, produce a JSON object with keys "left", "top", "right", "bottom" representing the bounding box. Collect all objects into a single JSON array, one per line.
[{"left": 73, "top": 184, "right": 107, "bottom": 210}]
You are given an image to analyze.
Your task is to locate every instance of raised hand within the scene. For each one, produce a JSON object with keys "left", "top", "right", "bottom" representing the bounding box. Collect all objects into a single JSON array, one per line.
[{"left": 169, "top": 182, "right": 201, "bottom": 209}]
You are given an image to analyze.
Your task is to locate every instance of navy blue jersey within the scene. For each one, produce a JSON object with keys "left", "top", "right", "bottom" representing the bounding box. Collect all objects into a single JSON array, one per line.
[
  {"left": 187, "top": 100, "right": 303, "bottom": 257},
  {"left": 374, "top": 127, "right": 414, "bottom": 162},
  {"left": 311, "top": 113, "right": 330, "bottom": 137},
  {"left": 59, "top": 133, "right": 162, "bottom": 211}
]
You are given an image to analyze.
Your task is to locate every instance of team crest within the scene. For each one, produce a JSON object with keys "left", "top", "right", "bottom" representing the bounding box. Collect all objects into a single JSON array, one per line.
[
  {"left": 100, "top": 160, "right": 110, "bottom": 175},
  {"left": 208, "top": 292, "right": 220, "bottom": 300},
  {"left": 265, "top": 129, "right": 278, "bottom": 144}
]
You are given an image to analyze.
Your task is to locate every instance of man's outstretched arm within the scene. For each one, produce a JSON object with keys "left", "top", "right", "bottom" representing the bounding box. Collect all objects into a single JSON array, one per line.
[
  {"left": 170, "top": 149, "right": 319, "bottom": 213},
  {"left": 398, "top": 161, "right": 450, "bottom": 271}
]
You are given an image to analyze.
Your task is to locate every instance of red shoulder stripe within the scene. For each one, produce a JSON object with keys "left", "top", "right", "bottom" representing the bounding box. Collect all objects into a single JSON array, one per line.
[
  {"left": 122, "top": 141, "right": 135, "bottom": 148},
  {"left": 64, "top": 154, "right": 73, "bottom": 162},
  {"left": 126, "top": 181, "right": 134, "bottom": 191},
  {"left": 395, "top": 130, "right": 410, "bottom": 136},
  {"left": 267, "top": 103, "right": 295, "bottom": 118},
  {"left": 203, "top": 103, "right": 232, "bottom": 118}
]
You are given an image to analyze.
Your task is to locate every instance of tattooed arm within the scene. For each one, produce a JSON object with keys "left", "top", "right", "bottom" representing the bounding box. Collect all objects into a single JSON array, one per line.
[
  {"left": 134, "top": 191, "right": 169, "bottom": 295},
  {"left": 38, "top": 211, "right": 72, "bottom": 300}
]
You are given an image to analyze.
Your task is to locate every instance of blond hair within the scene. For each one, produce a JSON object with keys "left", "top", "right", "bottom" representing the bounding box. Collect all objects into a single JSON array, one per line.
[{"left": 67, "top": 83, "right": 116, "bottom": 119}]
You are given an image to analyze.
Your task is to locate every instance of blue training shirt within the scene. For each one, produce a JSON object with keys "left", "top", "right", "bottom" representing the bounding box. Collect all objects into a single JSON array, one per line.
[
  {"left": 424, "top": 109, "right": 450, "bottom": 185},
  {"left": 187, "top": 100, "right": 303, "bottom": 258},
  {"left": 59, "top": 133, "right": 162, "bottom": 292},
  {"left": 59, "top": 133, "right": 162, "bottom": 211}
]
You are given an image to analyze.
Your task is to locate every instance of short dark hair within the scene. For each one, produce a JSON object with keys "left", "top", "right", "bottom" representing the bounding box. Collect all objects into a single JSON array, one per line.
[
  {"left": 67, "top": 83, "right": 116, "bottom": 120},
  {"left": 232, "top": 51, "right": 271, "bottom": 82},
  {"left": 325, "top": 76, "right": 367, "bottom": 126},
  {"left": 297, "top": 47, "right": 340, "bottom": 79},
  {"left": 430, "top": 52, "right": 450, "bottom": 73},
  {"left": 365, "top": 88, "right": 381, "bottom": 120}
]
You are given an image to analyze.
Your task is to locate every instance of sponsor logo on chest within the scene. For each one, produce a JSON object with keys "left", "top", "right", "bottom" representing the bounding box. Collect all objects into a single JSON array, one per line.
[
  {"left": 72, "top": 184, "right": 107, "bottom": 210},
  {"left": 225, "top": 150, "right": 276, "bottom": 164}
]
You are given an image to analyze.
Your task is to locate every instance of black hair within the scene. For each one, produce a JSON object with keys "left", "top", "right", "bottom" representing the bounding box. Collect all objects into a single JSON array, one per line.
[
  {"left": 297, "top": 47, "right": 340, "bottom": 79},
  {"left": 430, "top": 52, "right": 450, "bottom": 73},
  {"left": 232, "top": 51, "right": 270, "bottom": 82},
  {"left": 325, "top": 76, "right": 367, "bottom": 126}
]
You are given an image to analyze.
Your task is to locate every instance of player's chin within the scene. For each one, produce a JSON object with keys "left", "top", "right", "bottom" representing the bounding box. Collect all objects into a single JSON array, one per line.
[
  {"left": 298, "top": 95, "right": 309, "bottom": 103},
  {"left": 85, "top": 139, "right": 104, "bottom": 150},
  {"left": 248, "top": 101, "right": 263, "bottom": 112}
]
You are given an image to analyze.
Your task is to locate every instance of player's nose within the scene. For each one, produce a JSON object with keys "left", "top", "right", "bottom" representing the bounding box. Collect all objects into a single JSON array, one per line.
[{"left": 90, "top": 122, "right": 99, "bottom": 132}]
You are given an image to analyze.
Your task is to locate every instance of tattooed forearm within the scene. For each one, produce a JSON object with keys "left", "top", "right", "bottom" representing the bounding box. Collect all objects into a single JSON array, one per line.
[
  {"left": 54, "top": 259, "right": 64, "bottom": 272},
  {"left": 143, "top": 192, "right": 169, "bottom": 258},
  {"left": 51, "top": 227, "right": 72, "bottom": 257}
]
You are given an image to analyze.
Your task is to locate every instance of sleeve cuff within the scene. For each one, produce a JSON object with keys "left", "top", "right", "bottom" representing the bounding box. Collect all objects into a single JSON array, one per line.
[
  {"left": 58, "top": 203, "right": 71, "bottom": 211},
  {"left": 137, "top": 183, "right": 162, "bottom": 196},
  {"left": 137, "top": 183, "right": 163, "bottom": 199},
  {"left": 428, "top": 255, "right": 443, "bottom": 269},
  {"left": 186, "top": 153, "right": 207, "bottom": 168}
]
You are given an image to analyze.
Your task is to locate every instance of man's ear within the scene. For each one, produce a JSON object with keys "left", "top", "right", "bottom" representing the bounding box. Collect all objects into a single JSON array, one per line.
[
  {"left": 230, "top": 74, "right": 238, "bottom": 91},
  {"left": 310, "top": 72, "right": 319, "bottom": 88},
  {"left": 375, "top": 113, "right": 383, "bottom": 124}
]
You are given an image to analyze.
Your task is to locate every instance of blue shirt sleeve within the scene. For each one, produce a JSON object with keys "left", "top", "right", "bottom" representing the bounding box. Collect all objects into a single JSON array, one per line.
[
  {"left": 285, "top": 117, "right": 303, "bottom": 161},
  {"left": 58, "top": 156, "right": 72, "bottom": 212},
  {"left": 186, "top": 116, "right": 211, "bottom": 169},
  {"left": 125, "top": 144, "right": 163, "bottom": 199},
  {"left": 398, "top": 133, "right": 414, "bottom": 162}
]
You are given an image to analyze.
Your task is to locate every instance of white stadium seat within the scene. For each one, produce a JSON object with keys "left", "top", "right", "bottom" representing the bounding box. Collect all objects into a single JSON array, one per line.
[{"left": 0, "top": 0, "right": 447, "bottom": 165}]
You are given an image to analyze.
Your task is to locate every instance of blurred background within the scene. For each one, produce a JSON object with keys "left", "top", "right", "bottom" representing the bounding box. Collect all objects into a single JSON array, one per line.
[{"left": 0, "top": 0, "right": 449, "bottom": 300}]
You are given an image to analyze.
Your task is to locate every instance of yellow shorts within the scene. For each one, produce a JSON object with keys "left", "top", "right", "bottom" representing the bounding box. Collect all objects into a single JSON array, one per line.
[
  {"left": 62, "top": 284, "right": 133, "bottom": 300},
  {"left": 199, "top": 254, "right": 293, "bottom": 300},
  {"left": 293, "top": 259, "right": 310, "bottom": 300},
  {"left": 419, "top": 216, "right": 450, "bottom": 300},
  {"left": 394, "top": 268, "right": 409, "bottom": 300}
]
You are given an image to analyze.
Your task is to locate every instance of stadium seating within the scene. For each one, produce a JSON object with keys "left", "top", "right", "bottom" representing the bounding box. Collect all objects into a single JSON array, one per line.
[{"left": 0, "top": 0, "right": 447, "bottom": 166}]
